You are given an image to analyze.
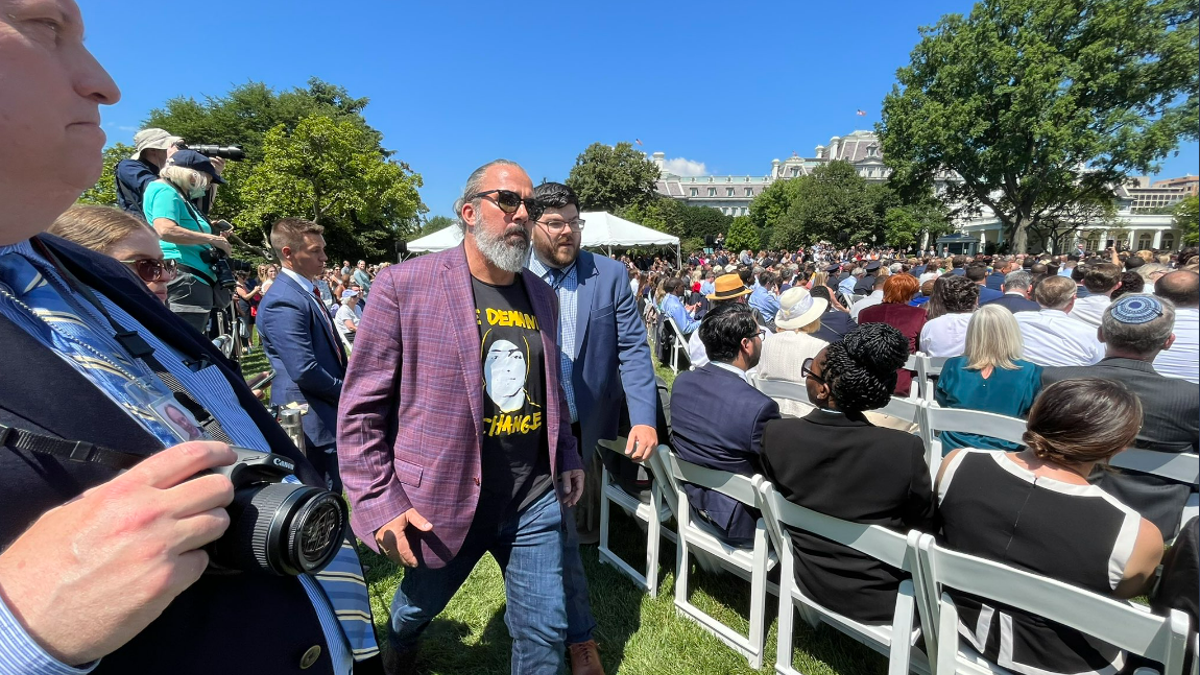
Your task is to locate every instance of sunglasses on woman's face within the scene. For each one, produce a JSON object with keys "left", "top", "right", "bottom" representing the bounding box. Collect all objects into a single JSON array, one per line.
[
  {"left": 801, "top": 357, "right": 825, "bottom": 384},
  {"left": 468, "top": 189, "right": 544, "bottom": 221},
  {"left": 120, "top": 258, "right": 178, "bottom": 283}
]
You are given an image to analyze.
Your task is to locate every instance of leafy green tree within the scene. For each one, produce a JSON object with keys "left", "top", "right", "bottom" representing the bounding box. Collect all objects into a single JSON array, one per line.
[
  {"left": 240, "top": 115, "right": 423, "bottom": 260},
  {"left": 566, "top": 142, "right": 661, "bottom": 212},
  {"left": 724, "top": 215, "right": 760, "bottom": 252},
  {"left": 619, "top": 198, "right": 685, "bottom": 237},
  {"left": 78, "top": 143, "right": 134, "bottom": 206},
  {"left": 419, "top": 214, "right": 457, "bottom": 236},
  {"left": 747, "top": 177, "right": 802, "bottom": 232},
  {"left": 884, "top": 203, "right": 951, "bottom": 250},
  {"left": 676, "top": 203, "right": 732, "bottom": 240},
  {"left": 1176, "top": 195, "right": 1199, "bottom": 245},
  {"left": 771, "top": 162, "right": 881, "bottom": 249},
  {"left": 880, "top": 0, "right": 1198, "bottom": 253}
]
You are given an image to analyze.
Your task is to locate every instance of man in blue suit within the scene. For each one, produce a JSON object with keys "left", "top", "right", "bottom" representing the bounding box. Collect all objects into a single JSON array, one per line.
[
  {"left": 257, "top": 217, "right": 347, "bottom": 492},
  {"left": 966, "top": 264, "right": 1004, "bottom": 304},
  {"left": 527, "top": 183, "right": 659, "bottom": 675},
  {"left": 670, "top": 303, "right": 780, "bottom": 548}
]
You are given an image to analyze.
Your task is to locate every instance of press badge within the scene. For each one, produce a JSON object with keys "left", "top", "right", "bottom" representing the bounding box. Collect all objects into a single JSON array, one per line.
[{"left": 125, "top": 376, "right": 208, "bottom": 442}]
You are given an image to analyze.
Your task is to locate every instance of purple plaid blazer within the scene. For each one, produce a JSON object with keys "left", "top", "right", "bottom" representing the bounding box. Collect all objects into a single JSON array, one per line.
[{"left": 337, "top": 244, "right": 582, "bottom": 568}]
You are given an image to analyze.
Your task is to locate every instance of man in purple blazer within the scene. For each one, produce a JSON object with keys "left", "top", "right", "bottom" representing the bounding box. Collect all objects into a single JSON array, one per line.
[{"left": 338, "top": 159, "right": 584, "bottom": 675}]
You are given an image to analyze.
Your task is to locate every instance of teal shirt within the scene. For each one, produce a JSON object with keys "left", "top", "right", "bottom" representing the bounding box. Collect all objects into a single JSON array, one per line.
[
  {"left": 935, "top": 356, "right": 1043, "bottom": 453},
  {"left": 143, "top": 181, "right": 214, "bottom": 284}
]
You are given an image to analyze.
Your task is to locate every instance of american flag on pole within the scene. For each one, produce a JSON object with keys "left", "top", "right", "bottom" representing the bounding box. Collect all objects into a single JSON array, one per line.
[
  {"left": 856, "top": 109, "right": 867, "bottom": 116},
  {"left": 635, "top": 138, "right": 643, "bottom": 146}
]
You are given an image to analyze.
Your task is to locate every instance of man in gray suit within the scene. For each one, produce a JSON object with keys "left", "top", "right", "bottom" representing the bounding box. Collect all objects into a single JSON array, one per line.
[{"left": 1042, "top": 294, "right": 1198, "bottom": 536}]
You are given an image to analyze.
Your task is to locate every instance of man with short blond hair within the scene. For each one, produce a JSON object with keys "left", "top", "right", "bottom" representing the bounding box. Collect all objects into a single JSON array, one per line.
[{"left": 1015, "top": 275, "right": 1103, "bottom": 366}]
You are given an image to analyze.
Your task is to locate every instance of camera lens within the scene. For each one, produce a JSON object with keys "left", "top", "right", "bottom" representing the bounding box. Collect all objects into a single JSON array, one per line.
[{"left": 212, "top": 482, "right": 348, "bottom": 576}]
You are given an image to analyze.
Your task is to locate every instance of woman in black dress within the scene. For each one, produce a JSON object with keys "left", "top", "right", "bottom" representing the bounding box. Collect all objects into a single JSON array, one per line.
[
  {"left": 759, "top": 323, "right": 934, "bottom": 625},
  {"left": 937, "top": 379, "right": 1164, "bottom": 675}
]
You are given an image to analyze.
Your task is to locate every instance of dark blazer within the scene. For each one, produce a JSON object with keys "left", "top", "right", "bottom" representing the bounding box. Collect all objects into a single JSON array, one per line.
[
  {"left": 985, "top": 272, "right": 1006, "bottom": 291},
  {"left": 546, "top": 250, "right": 658, "bottom": 463},
  {"left": 813, "top": 308, "right": 857, "bottom": 344},
  {"left": 0, "top": 236, "right": 338, "bottom": 674},
  {"left": 759, "top": 410, "right": 934, "bottom": 624},
  {"left": 853, "top": 273, "right": 877, "bottom": 295},
  {"left": 1044, "top": 357, "right": 1199, "bottom": 536},
  {"left": 257, "top": 271, "right": 347, "bottom": 448},
  {"left": 670, "top": 364, "right": 780, "bottom": 544},
  {"left": 977, "top": 284, "right": 1004, "bottom": 304},
  {"left": 985, "top": 292, "right": 1040, "bottom": 313}
]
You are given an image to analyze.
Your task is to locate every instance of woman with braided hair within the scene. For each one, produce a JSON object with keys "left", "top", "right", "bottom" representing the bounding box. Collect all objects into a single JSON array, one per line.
[
  {"left": 758, "top": 323, "right": 934, "bottom": 625},
  {"left": 936, "top": 379, "right": 1163, "bottom": 675}
]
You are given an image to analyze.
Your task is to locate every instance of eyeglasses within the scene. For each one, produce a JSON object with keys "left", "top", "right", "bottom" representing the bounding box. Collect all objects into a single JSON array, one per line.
[
  {"left": 468, "top": 189, "right": 544, "bottom": 221},
  {"left": 535, "top": 218, "right": 586, "bottom": 234},
  {"left": 744, "top": 327, "right": 767, "bottom": 341},
  {"left": 801, "top": 357, "right": 825, "bottom": 383},
  {"left": 120, "top": 258, "right": 177, "bottom": 283}
]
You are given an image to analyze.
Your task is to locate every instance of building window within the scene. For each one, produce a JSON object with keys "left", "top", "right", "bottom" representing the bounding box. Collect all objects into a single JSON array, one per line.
[
  {"left": 726, "top": 188, "right": 734, "bottom": 197},
  {"left": 790, "top": 167, "right": 799, "bottom": 177},
  {"left": 745, "top": 188, "right": 753, "bottom": 197},
  {"left": 708, "top": 188, "right": 717, "bottom": 197},
  {"left": 1138, "top": 233, "right": 1153, "bottom": 250},
  {"left": 1162, "top": 233, "right": 1175, "bottom": 250},
  {"left": 689, "top": 187, "right": 698, "bottom": 197}
]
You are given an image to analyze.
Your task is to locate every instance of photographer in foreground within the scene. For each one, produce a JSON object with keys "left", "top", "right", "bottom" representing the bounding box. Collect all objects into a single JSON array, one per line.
[
  {"left": 143, "top": 149, "right": 230, "bottom": 333},
  {"left": 0, "top": 3, "right": 379, "bottom": 673}
]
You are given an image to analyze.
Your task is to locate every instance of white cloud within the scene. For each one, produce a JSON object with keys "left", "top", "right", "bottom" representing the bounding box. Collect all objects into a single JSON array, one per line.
[{"left": 662, "top": 157, "right": 707, "bottom": 177}]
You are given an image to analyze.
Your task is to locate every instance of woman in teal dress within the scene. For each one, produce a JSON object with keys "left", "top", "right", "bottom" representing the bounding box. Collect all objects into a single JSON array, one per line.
[{"left": 935, "top": 304, "right": 1043, "bottom": 452}]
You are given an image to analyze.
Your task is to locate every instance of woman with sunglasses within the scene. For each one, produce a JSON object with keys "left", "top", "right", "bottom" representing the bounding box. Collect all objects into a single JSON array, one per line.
[
  {"left": 758, "top": 323, "right": 934, "bottom": 626},
  {"left": 49, "top": 205, "right": 176, "bottom": 304}
]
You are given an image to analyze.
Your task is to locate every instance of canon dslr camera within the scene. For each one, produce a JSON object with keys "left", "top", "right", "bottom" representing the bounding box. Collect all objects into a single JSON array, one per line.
[{"left": 207, "top": 448, "right": 348, "bottom": 576}]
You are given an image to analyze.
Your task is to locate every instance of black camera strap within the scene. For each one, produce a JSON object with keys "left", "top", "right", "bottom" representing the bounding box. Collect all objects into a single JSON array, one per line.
[
  {"left": 0, "top": 423, "right": 143, "bottom": 471},
  {"left": 31, "top": 238, "right": 235, "bottom": 445}
]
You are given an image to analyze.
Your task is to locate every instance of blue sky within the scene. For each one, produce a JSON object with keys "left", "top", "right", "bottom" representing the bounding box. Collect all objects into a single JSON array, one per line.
[{"left": 81, "top": 0, "right": 1199, "bottom": 220}]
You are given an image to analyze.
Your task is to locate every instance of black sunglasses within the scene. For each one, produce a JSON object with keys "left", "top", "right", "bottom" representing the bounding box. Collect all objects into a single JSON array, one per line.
[
  {"left": 468, "top": 189, "right": 544, "bottom": 221},
  {"left": 120, "top": 258, "right": 178, "bottom": 283},
  {"left": 801, "top": 357, "right": 825, "bottom": 384}
]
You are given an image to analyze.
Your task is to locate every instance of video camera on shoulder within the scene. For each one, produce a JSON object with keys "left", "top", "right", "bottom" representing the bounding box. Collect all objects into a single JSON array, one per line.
[{"left": 178, "top": 143, "right": 246, "bottom": 161}]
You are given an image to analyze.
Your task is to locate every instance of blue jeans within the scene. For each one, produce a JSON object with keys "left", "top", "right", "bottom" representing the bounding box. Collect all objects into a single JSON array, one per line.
[
  {"left": 388, "top": 488, "right": 566, "bottom": 675},
  {"left": 561, "top": 504, "right": 598, "bottom": 644}
]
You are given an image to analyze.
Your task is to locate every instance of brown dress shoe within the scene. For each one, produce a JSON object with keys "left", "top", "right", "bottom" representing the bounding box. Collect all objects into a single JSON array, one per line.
[{"left": 568, "top": 640, "right": 605, "bottom": 675}]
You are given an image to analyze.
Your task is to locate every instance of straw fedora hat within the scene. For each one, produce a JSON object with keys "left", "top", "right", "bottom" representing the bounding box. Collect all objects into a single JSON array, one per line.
[
  {"left": 774, "top": 287, "right": 828, "bottom": 330},
  {"left": 706, "top": 274, "right": 752, "bottom": 301}
]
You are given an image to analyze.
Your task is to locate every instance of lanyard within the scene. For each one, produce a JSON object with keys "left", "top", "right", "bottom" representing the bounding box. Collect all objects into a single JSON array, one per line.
[{"left": 29, "top": 237, "right": 234, "bottom": 444}]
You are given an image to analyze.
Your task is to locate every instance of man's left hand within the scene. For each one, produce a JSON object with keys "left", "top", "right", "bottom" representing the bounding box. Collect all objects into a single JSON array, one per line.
[
  {"left": 209, "top": 156, "right": 226, "bottom": 175},
  {"left": 624, "top": 425, "right": 657, "bottom": 463},
  {"left": 558, "top": 469, "right": 585, "bottom": 507}
]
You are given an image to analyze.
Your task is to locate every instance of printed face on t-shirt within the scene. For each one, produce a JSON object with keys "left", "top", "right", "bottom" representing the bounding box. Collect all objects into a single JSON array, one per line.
[{"left": 483, "top": 338, "right": 528, "bottom": 412}]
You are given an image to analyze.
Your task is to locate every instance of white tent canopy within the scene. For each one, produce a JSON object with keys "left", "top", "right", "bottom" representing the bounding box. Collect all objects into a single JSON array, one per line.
[{"left": 407, "top": 211, "right": 680, "bottom": 264}]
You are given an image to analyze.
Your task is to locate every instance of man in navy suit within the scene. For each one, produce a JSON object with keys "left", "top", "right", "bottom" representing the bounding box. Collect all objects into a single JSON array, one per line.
[
  {"left": 670, "top": 303, "right": 780, "bottom": 547},
  {"left": 257, "top": 217, "right": 347, "bottom": 492},
  {"left": 527, "top": 182, "right": 658, "bottom": 675},
  {"left": 984, "top": 269, "right": 1041, "bottom": 313},
  {"left": 966, "top": 264, "right": 1004, "bottom": 305}
]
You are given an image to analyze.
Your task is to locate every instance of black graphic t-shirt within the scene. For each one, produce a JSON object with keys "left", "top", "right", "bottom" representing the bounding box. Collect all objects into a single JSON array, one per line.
[{"left": 472, "top": 275, "right": 553, "bottom": 519}]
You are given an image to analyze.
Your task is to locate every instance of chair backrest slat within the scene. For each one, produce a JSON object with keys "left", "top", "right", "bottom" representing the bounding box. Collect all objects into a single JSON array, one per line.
[
  {"left": 761, "top": 483, "right": 911, "bottom": 570},
  {"left": 920, "top": 536, "right": 1190, "bottom": 664},
  {"left": 664, "top": 447, "right": 761, "bottom": 506},
  {"left": 1110, "top": 449, "right": 1200, "bottom": 485},
  {"left": 924, "top": 405, "right": 1027, "bottom": 445},
  {"left": 754, "top": 378, "right": 809, "bottom": 405},
  {"left": 878, "top": 396, "right": 924, "bottom": 425}
]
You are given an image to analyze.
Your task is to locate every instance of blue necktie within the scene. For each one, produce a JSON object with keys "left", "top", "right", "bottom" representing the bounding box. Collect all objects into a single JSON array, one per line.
[{"left": 0, "top": 250, "right": 179, "bottom": 445}]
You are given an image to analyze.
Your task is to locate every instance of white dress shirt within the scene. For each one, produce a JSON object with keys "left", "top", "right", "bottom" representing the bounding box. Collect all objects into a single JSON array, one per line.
[
  {"left": 1068, "top": 293, "right": 1112, "bottom": 328},
  {"left": 1154, "top": 306, "right": 1199, "bottom": 384},
  {"left": 850, "top": 289, "right": 885, "bottom": 322},
  {"left": 710, "top": 360, "right": 752, "bottom": 384},
  {"left": 1015, "top": 309, "right": 1104, "bottom": 367},
  {"left": 919, "top": 312, "right": 973, "bottom": 357}
]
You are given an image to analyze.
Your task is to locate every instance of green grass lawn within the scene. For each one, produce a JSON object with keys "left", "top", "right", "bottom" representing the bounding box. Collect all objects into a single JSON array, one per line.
[{"left": 241, "top": 349, "right": 885, "bottom": 674}]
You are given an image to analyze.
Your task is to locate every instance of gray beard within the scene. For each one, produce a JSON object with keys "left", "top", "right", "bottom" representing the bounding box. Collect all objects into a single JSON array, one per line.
[{"left": 474, "top": 222, "right": 530, "bottom": 273}]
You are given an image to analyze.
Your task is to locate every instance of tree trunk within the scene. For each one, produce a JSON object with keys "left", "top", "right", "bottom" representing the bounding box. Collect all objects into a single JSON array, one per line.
[{"left": 1012, "top": 215, "right": 1032, "bottom": 254}]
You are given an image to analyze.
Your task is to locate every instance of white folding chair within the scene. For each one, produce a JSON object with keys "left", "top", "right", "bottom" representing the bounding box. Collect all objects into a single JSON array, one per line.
[
  {"left": 914, "top": 533, "right": 1191, "bottom": 675},
  {"left": 656, "top": 445, "right": 778, "bottom": 669},
  {"left": 915, "top": 354, "right": 949, "bottom": 402},
  {"left": 1110, "top": 449, "right": 1200, "bottom": 538},
  {"left": 922, "top": 406, "right": 1027, "bottom": 480},
  {"left": 595, "top": 439, "right": 675, "bottom": 597},
  {"left": 754, "top": 377, "right": 809, "bottom": 415},
  {"left": 758, "top": 483, "right": 930, "bottom": 675},
  {"left": 665, "top": 316, "right": 689, "bottom": 375}
]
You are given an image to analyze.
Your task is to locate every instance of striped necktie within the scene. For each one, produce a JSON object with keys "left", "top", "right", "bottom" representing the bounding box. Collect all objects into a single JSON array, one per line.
[
  {"left": 0, "top": 250, "right": 179, "bottom": 445},
  {"left": 313, "top": 539, "right": 380, "bottom": 661}
]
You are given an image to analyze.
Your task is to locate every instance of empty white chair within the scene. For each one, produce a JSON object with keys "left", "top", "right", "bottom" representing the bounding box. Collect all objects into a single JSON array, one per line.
[
  {"left": 1110, "top": 449, "right": 1200, "bottom": 539},
  {"left": 915, "top": 533, "right": 1191, "bottom": 675},
  {"left": 922, "top": 406, "right": 1027, "bottom": 479},
  {"left": 915, "top": 354, "right": 949, "bottom": 401},
  {"left": 758, "top": 482, "right": 930, "bottom": 675},
  {"left": 656, "top": 445, "right": 778, "bottom": 669},
  {"left": 595, "top": 438, "right": 675, "bottom": 597}
]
